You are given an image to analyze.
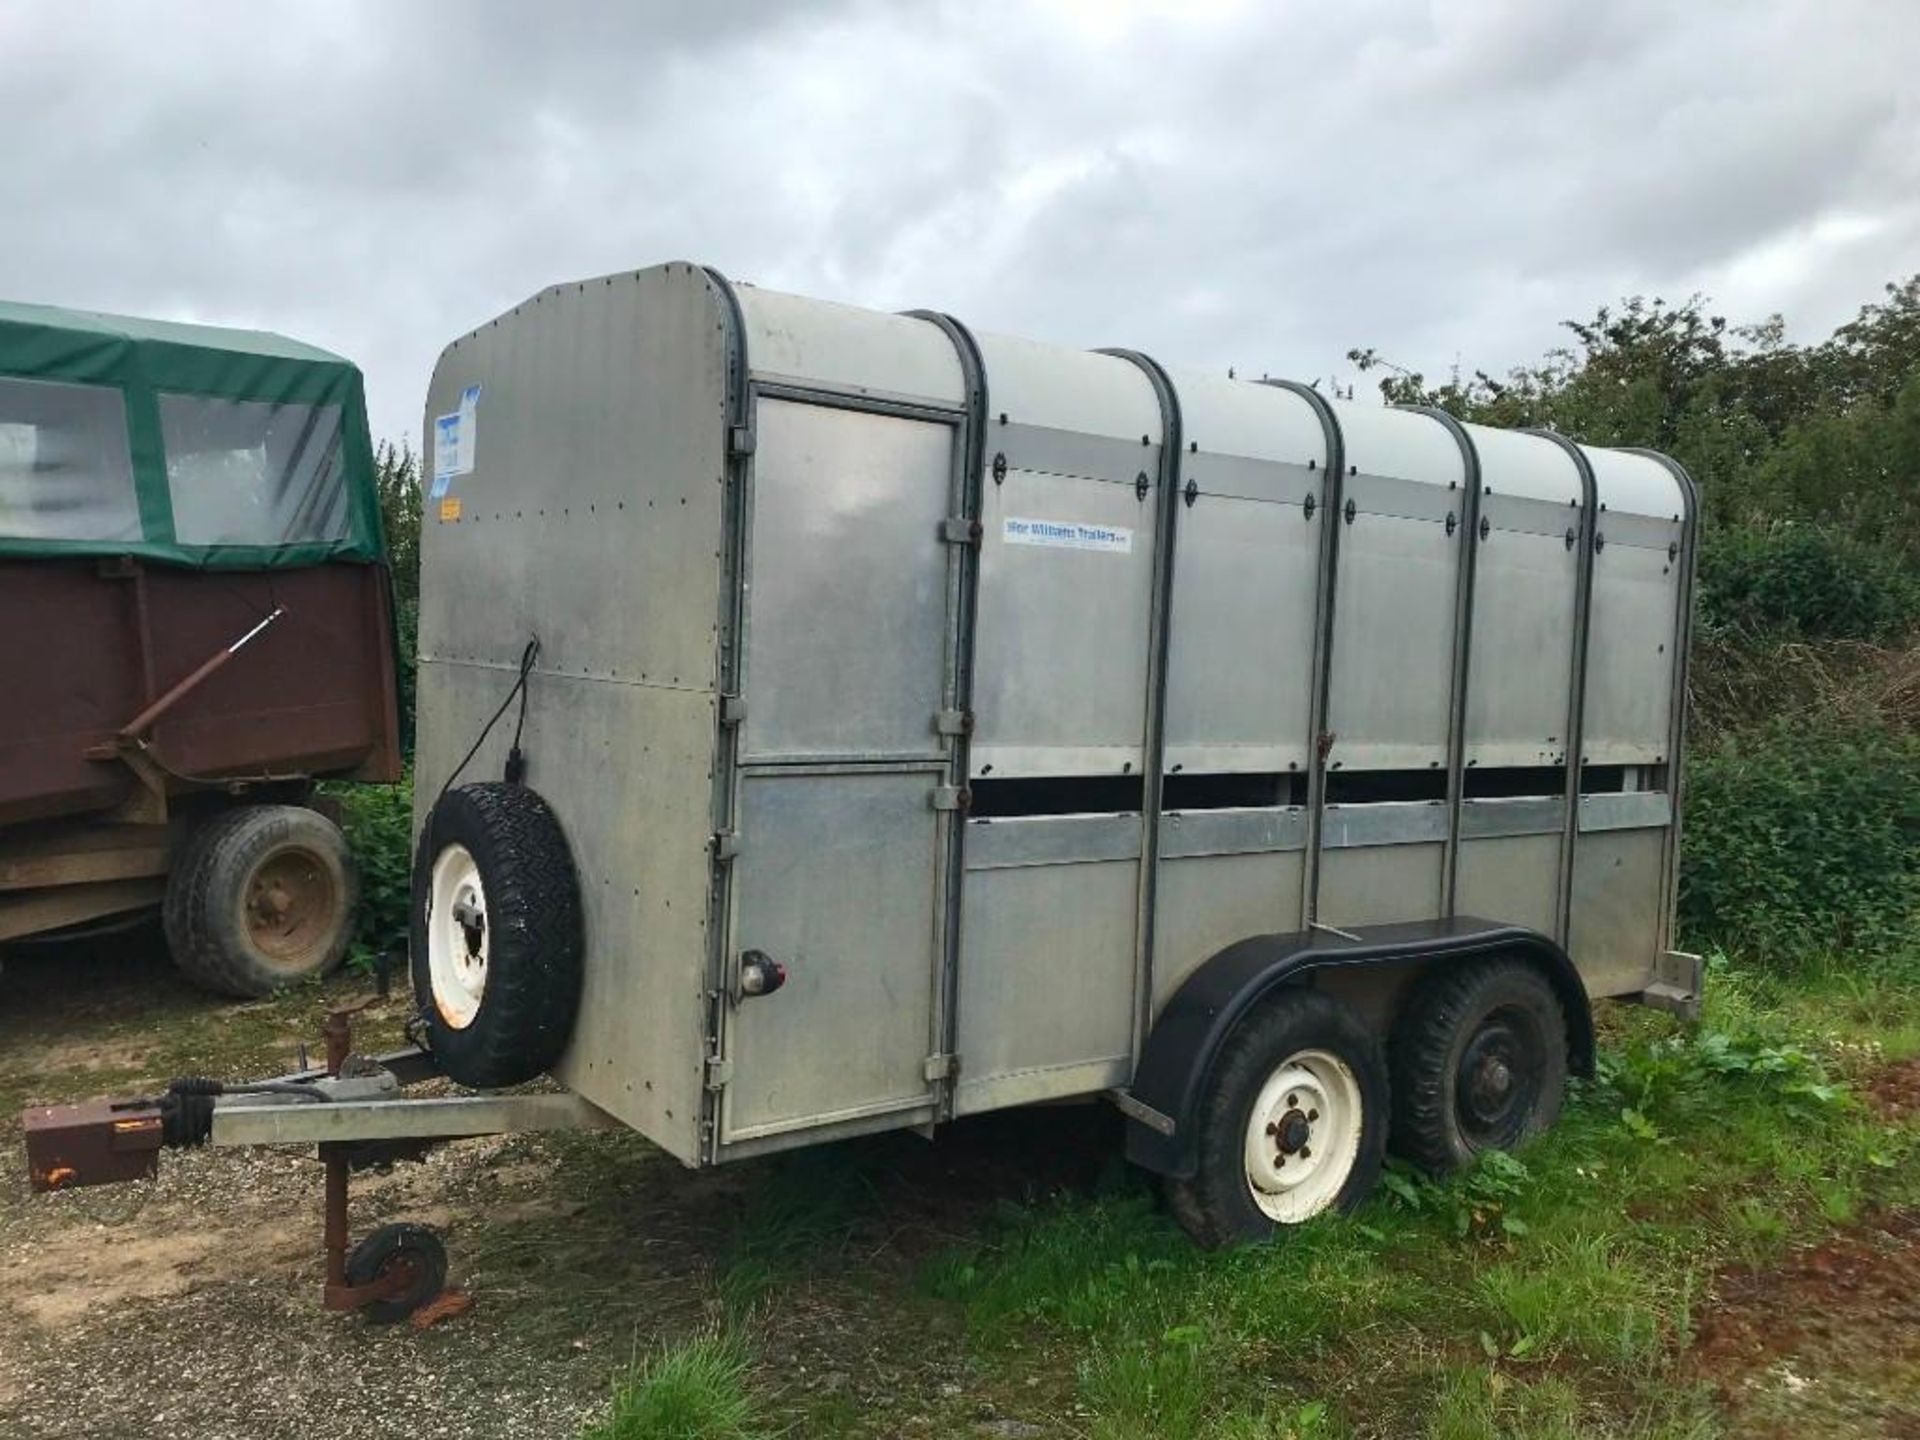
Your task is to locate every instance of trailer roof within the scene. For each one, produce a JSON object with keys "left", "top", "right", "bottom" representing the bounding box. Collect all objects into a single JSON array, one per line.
[{"left": 0, "top": 300, "right": 381, "bottom": 570}]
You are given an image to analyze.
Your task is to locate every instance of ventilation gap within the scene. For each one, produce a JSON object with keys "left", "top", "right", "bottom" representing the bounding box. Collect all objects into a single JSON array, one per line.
[
  {"left": 1162, "top": 771, "right": 1305, "bottom": 811},
  {"left": 1578, "top": 763, "right": 1665, "bottom": 794},
  {"left": 969, "top": 774, "right": 1145, "bottom": 818},
  {"left": 1324, "top": 768, "right": 1448, "bottom": 804},
  {"left": 1463, "top": 765, "right": 1566, "bottom": 799}
]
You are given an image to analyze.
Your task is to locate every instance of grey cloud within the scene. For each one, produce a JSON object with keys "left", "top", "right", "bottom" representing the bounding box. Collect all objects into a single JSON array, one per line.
[{"left": 3, "top": 0, "right": 1914, "bottom": 447}]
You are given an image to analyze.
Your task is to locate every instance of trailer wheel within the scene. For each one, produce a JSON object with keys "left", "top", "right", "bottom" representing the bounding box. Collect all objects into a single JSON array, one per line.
[
  {"left": 345, "top": 1222, "right": 448, "bottom": 1323},
  {"left": 164, "top": 805, "right": 357, "bottom": 998},
  {"left": 411, "top": 783, "right": 583, "bottom": 1089},
  {"left": 1163, "top": 989, "right": 1388, "bottom": 1248},
  {"left": 1389, "top": 958, "right": 1568, "bottom": 1174}
]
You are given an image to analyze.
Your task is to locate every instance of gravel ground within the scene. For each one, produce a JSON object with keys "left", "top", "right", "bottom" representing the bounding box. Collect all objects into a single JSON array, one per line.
[{"left": 0, "top": 938, "right": 1102, "bottom": 1440}]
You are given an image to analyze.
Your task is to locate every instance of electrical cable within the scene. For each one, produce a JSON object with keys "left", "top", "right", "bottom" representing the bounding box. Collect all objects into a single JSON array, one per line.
[{"left": 437, "top": 637, "right": 539, "bottom": 801}]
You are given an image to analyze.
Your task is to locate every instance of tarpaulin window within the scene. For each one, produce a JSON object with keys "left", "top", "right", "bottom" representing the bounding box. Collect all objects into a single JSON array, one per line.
[
  {"left": 161, "top": 395, "right": 350, "bottom": 547},
  {"left": 0, "top": 376, "right": 140, "bottom": 543}
]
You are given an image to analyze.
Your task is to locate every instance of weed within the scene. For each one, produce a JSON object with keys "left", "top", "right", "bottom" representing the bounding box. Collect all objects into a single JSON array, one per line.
[
  {"left": 582, "top": 1335, "right": 763, "bottom": 1440},
  {"left": 1379, "top": 1151, "right": 1534, "bottom": 1240}
]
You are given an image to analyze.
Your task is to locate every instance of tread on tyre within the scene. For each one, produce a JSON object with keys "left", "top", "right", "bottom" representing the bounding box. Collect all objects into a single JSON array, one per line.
[
  {"left": 410, "top": 782, "right": 584, "bottom": 1089},
  {"left": 164, "top": 804, "right": 357, "bottom": 998},
  {"left": 1389, "top": 957, "right": 1568, "bottom": 1174}
]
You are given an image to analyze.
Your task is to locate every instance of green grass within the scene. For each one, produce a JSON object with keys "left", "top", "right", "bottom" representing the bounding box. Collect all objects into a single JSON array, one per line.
[
  {"left": 905, "top": 956, "right": 1920, "bottom": 1438},
  {"left": 539, "top": 950, "right": 1920, "bottom": 1438},
  {"left": 582, "top": 1335, "right": 762, "bottom": 1440}
]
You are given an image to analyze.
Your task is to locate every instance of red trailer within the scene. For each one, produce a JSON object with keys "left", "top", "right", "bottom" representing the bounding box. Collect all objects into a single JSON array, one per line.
[{"left": 0, "top": 302, "right": 401, "bottom": 994}]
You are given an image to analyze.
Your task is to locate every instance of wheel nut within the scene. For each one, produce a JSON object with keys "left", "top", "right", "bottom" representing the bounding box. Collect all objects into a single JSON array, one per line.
[{"left": 1299, "top": 1145, "right": 1311, "bottom": 1159}]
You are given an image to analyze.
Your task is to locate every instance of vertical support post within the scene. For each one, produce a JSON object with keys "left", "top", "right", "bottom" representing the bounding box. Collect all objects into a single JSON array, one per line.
[
  {"left": 1396, "top": 407, "right": 1482, "bottom": 917},
  {"left": 1523, "top": 431, "right": 1600, "bottom": 948},
  {"left": 321, "top": 1006, "right": 352, "bottom": 1301},
  {"left": 1102, "top": 349, "right": 1181, "bottom": 1061},
  {"left": 322, "top": 1144, "right": 350, "bottom": 1296},
  {"left": 1263, "top": 382, "right": 1345, "bottom": 927},
  {"left": 911, "top": 309, "right": 989, "bottom": 1122},
  {"left": 699, "top": 266, "right": 754, "bottom": 1163},
  {"left": 1624, "top": 449, "right": 1702, "bottom": 958}
]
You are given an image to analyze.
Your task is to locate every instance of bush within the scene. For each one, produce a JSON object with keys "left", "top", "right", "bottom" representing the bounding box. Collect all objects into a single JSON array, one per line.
[
  {"left": 1679, "top": 723, "right": 1920, "bottom": 961},
  {"left": 1696, "top": 525, "right": 1920, "bottom": 643},
  {"left": 331, "top": 775, "right": 414, "bottom": 971}
]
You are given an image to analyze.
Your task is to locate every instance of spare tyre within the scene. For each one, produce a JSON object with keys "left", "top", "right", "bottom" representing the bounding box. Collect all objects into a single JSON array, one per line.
[{"left": 411, "top": 783, "right": 584, "bottom": 1088}]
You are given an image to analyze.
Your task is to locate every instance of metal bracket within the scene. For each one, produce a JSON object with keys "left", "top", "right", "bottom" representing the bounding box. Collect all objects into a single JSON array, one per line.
[
  {"left": 923, "top": 1053, "right": 959, "bottom": 1082},
  {"left": 719, "top": 694, "right": 747, "bottom": 726},
  {"left": 941, "top": 517, "right": 982, "bottom": 546},
  {"left": 934, "top": 708, "right": 973, "bottom": 737},
  {"left": 1135, "top": 471, "right": 1151, "bottom": 502},
  {"left": 728, "top": 425, "right": 755, "bottom": 458},
  {"left": 712, "top": 830, "right": 741, "bottom": 861},
  {"left": 930, "top": 785, "right": 970, "bottom": 812},
  {"left": 1107, "top": 1088, "right": 1175, "bottom": 1137},
  {"left": 1637, "top": 950, "right": 1704, "bottom": 1020},
  {"left": 1182, "top": 477, "right": 1199, "bottom": 508},
  {"left": 705, "top": 1057, "right": 734, "bottom": 1090}
]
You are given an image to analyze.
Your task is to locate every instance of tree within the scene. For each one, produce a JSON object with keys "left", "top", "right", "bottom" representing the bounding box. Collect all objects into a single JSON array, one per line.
[{"left": 375, "top": 440, "right": 421, "bottom": 605}]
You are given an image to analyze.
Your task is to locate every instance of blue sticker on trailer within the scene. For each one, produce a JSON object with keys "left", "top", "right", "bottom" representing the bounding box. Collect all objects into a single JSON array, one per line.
[{"left": 431, "top": 385, "right": 482, "bottom": 497}]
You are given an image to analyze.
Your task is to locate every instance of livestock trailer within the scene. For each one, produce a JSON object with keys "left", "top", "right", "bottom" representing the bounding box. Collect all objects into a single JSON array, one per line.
[
  {"left": 24, "top": 263, "right": 1698, "bottom": 1316},
  {"left": 0, "top": 303, "right": 401, "bottom": 995}
]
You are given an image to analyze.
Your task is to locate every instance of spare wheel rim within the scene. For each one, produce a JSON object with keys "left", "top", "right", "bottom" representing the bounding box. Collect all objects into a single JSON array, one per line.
[
  {"left": 1242, "top": 1047, "right": 1365, "bottom": 1224},
  {"left": 428, "top": 843, "right": 489, "bottom": 1030}
]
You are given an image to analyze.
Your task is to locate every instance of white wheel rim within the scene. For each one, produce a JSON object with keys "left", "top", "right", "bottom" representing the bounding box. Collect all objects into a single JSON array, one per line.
[
  {"left": 1242, "top": 1048, "right": 1365, "bottom": 1224},
  {"left": 427, "top": 843, "right": 488, "bottom": 1030}
]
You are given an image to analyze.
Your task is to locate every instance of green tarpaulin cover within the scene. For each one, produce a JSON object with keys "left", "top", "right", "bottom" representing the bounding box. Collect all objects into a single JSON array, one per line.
[{"left": 0, "top": 300, "right": 381, "bottom": 568}]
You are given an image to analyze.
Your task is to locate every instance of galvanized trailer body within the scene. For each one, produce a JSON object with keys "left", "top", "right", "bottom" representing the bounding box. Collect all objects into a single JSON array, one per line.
[{"left": 417, "top": 263, "right": 1696, "bottom": 1169}]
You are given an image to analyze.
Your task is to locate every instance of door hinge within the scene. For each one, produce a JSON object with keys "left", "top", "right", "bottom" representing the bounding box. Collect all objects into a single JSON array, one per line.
[
  {"left": 934, "top": 708, "right": 973, "bottom": 737},
  {"left": 940, "top": 517, "right": 982, "bottom": 546},
  {"left": 728, "top": 425, "right": 755, "bottom": 459},
  {"left": 924, "top": 1053, "right": 959, "bottom": 1082},
  {"left": 712, "top": 830, "right": 741, "bottom": 861},
  {"left": 930, "top": 785, "right": 971, "bottom": 813},
  {"left": 705, "top": 1056, "right": 734, "bottom": 1090},
  {"left": 720, "top": 694, "right": 747, "bottom": 726}
]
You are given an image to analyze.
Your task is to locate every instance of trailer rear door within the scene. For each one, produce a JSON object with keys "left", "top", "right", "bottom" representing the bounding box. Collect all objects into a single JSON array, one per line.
[{"left": 718, "top": 396, "right": 962, "bottom": 1147}]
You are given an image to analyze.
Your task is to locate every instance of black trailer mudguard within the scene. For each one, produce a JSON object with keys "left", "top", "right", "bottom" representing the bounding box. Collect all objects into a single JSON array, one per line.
[{"left": 1125, "top": 917, "right": 1595, "bottom": 1178}]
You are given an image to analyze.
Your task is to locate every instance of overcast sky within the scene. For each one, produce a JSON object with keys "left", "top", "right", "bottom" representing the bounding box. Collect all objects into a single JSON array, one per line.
[{"left": 5, "top": 0, "right": 1916, "bottom": 445}]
